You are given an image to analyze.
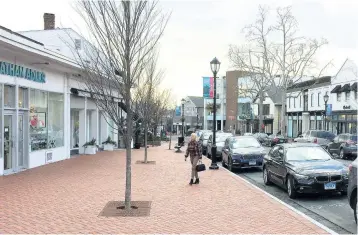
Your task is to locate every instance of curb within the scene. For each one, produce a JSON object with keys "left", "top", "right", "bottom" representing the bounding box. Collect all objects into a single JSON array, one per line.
[{"left": 216, "top": 161, "right": 338, "bottom": 235}]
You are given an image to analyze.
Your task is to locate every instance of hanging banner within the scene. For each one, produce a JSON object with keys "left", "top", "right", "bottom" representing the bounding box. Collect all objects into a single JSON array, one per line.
[
  {"left": 326, "top": 104, "right": 332, "bottom": 115},
  {"left": 203, "top": 77, "right": 214, "bottom": 98},
  {"left": 175, "top": 106, "right": 181, "bottom": 116}
]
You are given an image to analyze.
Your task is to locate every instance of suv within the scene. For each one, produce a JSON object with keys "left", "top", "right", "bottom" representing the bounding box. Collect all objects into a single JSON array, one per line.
[
  {"left": 348, "top": 159, "right": 357, "bottom": 224},
  {"left": 294, "top": 130, "right": 335, "bottom": 148},
  {"left": 327, "top": 133, "right": 358, "bottom": 159}
]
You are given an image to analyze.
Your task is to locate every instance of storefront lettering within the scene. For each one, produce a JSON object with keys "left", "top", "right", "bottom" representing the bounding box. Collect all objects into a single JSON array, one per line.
[
  {"left": 0, "top": 61, "right": 46, "bottom": 83},
  {"left": 343, "top": 105, "right": 350, "bottom": 110}
]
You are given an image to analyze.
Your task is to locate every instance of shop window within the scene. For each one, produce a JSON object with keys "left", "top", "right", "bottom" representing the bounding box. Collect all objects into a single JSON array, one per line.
[
  {"left": 318, "top": 92, "right": 321, "bottom": 106},
  {"left": 288, "top": 97, "right": 291, "bottom": 108},
  {"left": 337, "top": 92, "right": 341, "bottom": 102},
  {"left": 299, "top": 96, "right": 302, "bottom": 107},
  {"left": 293, "top": 97, "right": 296, "bottom": 108},
  {"left": 346, "top": 92, "right": 350, "bottom": 101},
  {"left": 18, "top": 87, "right": 28, "bottom": 108},
  {"left": 4, "top": 85, "right": 15, "bottom": 108},
  {"left": 310, "top": 93, "right": 314, "bottom": 107},
  {"left": 30, "top": 90, "right": 48, "bottom": 151},
  {"left": 355, "top": 91, "right": 357, "bottom": 100},
  {"left": 48, "top": 92, "right": 64, "bottom": 148},
  {"left": 338, "top": 115, "right": 346, "bottom": 121}
]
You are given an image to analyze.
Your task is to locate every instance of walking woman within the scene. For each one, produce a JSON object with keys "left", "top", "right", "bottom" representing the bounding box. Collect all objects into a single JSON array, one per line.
[{"left": 185, "top": 133, "right": 202, "bottom": 185}]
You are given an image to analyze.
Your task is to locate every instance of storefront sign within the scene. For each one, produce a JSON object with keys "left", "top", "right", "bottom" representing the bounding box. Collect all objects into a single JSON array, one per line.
[
  {"left": 343, "top": 105, "right": 351, "bottom": 110},
  {"left": 0, "top": 61, "right": 46, "bottom": 83}
]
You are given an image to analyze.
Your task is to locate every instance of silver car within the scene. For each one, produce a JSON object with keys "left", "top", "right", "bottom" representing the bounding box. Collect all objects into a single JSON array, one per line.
[
  {"left": 207, "top": 133, "right": 233, "bottom": 159},
  {"left": 294, "top": 130, "right": 335, "bottom": 148},
  {"left": 348, "top": 158, "right": 357, "bottom": 224},
  {"left": 199, "top": 131, "right": 212, "bottom": 155}
]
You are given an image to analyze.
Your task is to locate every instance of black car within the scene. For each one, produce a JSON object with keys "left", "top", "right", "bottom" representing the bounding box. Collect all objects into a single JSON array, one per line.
[
  {"left": 348, "top": 159, "right": 357, "bottom": 223},
  {"left": 263, "top": 143, "right": 349, "bottom": 198},
  {"left": 264, "top": 134, "right": 288, "bottom": 147},
  {"left": 222, "top": 136, "right": 266, "bottom": 171},
  {"left": 327, "top": 133, "right": 357, "bottom": 159}
]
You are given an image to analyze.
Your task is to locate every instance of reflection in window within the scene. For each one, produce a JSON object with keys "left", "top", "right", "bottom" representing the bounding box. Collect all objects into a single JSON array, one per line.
[
  {"left": 48, "top": 92, "right": 64, "bottom": 148},
  {"left": 18, "top": 87, "right": 28, "bottom": 108},
  {"left": 4, "top": 85, "right": 15, "bottom": 108},
  {"left": 30, "top": 90, "right": 48, "bottom": 151},
  {"left": 337, "top": 93, "right": 341, "bottom": 102}
]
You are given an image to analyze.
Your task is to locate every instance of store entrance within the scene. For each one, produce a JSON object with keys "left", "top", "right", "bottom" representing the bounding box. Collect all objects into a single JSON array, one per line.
[{"left": 4, "top": 114, "right": 15, "bottom": 174}]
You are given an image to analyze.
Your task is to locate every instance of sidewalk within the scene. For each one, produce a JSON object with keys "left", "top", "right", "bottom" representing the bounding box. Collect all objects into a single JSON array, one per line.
[{"left": 0, "top": 144, "right": 329, "bottom": 234}]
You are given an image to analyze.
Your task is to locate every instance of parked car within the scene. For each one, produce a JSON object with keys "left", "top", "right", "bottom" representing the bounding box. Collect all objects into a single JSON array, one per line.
[
  {"left": 294, "top": 130, "right": 335, "bottom": 148},
  {"left": 327, "top": 133, "right": 357, "bottom": 159},
  {"left": 207, "top": 132, "right": 233, "bottom": 159},
  {"left": 243, "top": 132, "right": 253, "bottom": 136},
  {"left": 263, "top": 143, "right": 349, "bottom": 199},
  {"left": 264, "top": 134, "right": 288, "bottom": 147},
  {"left": 253, "top": 133, "right": 269, "bottom": 144},
  {"left": 222, "top": 136, "right": 266, "bottom": 171},
  {"left": 348, "top": 158, "right": 357, "bottom": 224},
  {"left": 199, "top": 131, "right": 212, "bottom": 155}
]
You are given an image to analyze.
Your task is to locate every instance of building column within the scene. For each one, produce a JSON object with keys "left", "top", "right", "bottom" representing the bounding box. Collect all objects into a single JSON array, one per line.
[
  {"left": 64, "top": 74, "right": 70, "bottom": 159},
  {"left": 79, "top": 97, "right": 87, "bottom": 154},
  {"left": 90, "top": 108, "right": 99, "bottom": 145}
]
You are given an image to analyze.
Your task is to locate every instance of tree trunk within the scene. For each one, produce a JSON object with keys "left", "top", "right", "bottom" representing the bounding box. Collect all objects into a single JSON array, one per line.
[
  {"left": 280, "top": 92, "right": 287, "bottom": 136},
  {"left": 124, "top": 95, "right": 132, "bottom": 210},
  {"left": 144, "top": 121, "right": 148, "bottom": 163},
  {"left": 259, "top": 93, "right": 264, "bottom": 133}
]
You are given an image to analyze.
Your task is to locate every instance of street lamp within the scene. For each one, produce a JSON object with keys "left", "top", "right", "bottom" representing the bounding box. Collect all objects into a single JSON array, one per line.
[
  {"left": 209, "top": 57, "right": 220, "bottom": 170},
  {"left": 196, "top": 107, "right": 200, "bottom": 130},
  {"left": 324, "top": 93, "right": 329, "bottom": 131},
  {"left": 181, "top": 98, "right": 185, "bottom": 141}
]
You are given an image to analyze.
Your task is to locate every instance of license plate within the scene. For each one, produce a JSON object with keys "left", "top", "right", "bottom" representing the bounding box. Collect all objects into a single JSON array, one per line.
[
  {"left": 249, "top": 160, "right": 256, "bottom": 166},
  {"left": 324, "top": 182, "right": 336, "bottom": 190}
]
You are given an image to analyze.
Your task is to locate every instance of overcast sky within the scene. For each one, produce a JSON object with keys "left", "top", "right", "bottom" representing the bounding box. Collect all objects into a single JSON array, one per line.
[{"left": 0, "top": 0, "right": 357, "bottom": 104}]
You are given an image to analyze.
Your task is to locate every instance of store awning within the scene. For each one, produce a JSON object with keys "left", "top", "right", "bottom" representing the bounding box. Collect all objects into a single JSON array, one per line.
[
  {"left": 330, "top": 85, "right": 341, "bottom": 93},
  {"left": 350, "top": 82, "right": 357, "bottom": 91},
  {"left": 340, "top": 84, "right": 351, "bottom": 92}
]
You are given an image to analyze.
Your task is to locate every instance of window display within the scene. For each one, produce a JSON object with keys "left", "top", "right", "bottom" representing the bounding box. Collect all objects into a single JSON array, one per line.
[
  {"left": 30, "top": 90, "right": 48, "bottom": 151},
  {"left": 48, "top": 92, "right": 64, "bottom": 148}
]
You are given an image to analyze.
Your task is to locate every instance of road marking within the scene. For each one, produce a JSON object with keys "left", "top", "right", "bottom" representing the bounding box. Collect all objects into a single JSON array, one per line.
[{"left": 215, "top": 162, "right": 338, "bottom": 235}]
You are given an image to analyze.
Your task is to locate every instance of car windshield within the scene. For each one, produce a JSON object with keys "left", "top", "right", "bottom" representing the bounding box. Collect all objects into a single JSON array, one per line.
[
  {"left": 231, "top": 138, "right": 261, "bottom": 148},
  {"left": 348, "top": 135, "right": 358, "bottom": 142},
  {"left": 286, "top": 147, "right": 332, "bottom": 161},
  {"left": 317, "top": 131, "right": 335, "bottom": 140}
]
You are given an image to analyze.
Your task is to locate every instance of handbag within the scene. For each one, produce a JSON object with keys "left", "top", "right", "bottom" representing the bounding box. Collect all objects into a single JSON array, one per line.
[{"left": 196, "top": 160, "right": 206, "bottom": 172}]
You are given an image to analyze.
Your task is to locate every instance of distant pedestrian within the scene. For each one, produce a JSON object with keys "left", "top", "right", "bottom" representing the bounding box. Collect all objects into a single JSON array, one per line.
[{"left": 185, "top": 133, "right": 202, "bottom": 185}]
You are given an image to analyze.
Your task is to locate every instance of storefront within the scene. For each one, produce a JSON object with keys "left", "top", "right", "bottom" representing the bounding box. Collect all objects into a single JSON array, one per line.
[
  {"left": 330, "top": 111, "right": 357, "bottom": 135},
  {"left": 0, "top": 27, "right": 122, "bottom": 176}
]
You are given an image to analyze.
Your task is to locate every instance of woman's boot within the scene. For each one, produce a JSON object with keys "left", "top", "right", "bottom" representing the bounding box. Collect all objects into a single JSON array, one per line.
[
  {"left": 194, "top": 178, "right": 199, "bottom": 184},
  {"left": 189, "top": 179, "right": 194, "bottom": 185}
]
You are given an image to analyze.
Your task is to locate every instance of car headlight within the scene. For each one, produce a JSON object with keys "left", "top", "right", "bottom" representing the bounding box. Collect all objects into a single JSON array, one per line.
[
  {"left": 294, "top": 173, "right": 314, "bottom": 184},
  {"left": 342, "top": 172, "right": 349, "bottom": 179}
]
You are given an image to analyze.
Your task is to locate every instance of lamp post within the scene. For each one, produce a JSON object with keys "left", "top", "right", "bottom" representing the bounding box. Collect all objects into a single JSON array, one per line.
[
  {"left": 324, "top": 93, "right": 329, "bottom": 131},
  {"left": 209, "top": 57, "right": 220, "bottom": 170},
  {"left": 181, "top": 98, "right": 185, "bottom": 139},
  {"left": 196, "top": 107, "right": 200, "bottom": 130}
]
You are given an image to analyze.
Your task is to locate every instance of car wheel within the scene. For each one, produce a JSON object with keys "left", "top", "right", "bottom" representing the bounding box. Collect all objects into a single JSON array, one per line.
[
  {"left": 354, "top": 196, "right": 357, "bottom": 224},
  {"left": 263, "top": 167, "right": 272, "bottom": 185},
  {"left": 339, "top": 148, "right": 346, "bottom": 159},
  {"left": 228, "top": 157, "right": 233, "bottom": 172},
  {"left": 287, "top": 175, "right": 297, "bottom": 199}
]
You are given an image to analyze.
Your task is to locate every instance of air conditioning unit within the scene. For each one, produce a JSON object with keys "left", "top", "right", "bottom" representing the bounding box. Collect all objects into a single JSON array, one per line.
[{"left": 45, "top": 151, "right": 53, "bottom": 163}]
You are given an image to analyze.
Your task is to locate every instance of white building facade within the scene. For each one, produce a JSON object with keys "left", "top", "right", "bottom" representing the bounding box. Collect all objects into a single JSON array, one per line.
[
  {"left": 329, "top": 59, "right": 357, "bottom": 135},
  {"left": 0, "top": 21, "right": 121, "bottom": 175}
]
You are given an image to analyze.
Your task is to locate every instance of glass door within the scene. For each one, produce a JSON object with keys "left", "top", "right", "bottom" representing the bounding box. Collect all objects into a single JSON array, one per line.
[
  {"left": 70, "top": 110, "right": 79, "bottom": 149},
  {"left": 17, "top": 113, "right": 25, "bottom": 169},
  {"left": 4, "top": 114, "right": 15, "bottom": 174}
]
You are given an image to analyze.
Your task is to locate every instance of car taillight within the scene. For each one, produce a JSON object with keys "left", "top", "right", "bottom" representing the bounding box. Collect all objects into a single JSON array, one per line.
[
  {"left": 273, "top": 138, "right": 279, "bottom": 142},
  {"left": 313, "top": 138, "right": 318, "bottom": 143},
  {"left": 348, "top": 164, "right": 353, "bottom": 175}
]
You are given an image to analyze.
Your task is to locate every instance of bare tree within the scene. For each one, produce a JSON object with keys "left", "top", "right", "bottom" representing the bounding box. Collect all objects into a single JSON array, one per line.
[
  {"left": 229, "top": 6, "right": 276, "bottom": 133},
  {"left": 133, "top": 51, "right": 164, "bottom": 163},
  {"left": 72, "top": 0, "right": 170, "bottom": 210},
  {"left": 269, "top": 6, "right": 328, "bottom": 136},
  {"left": 230, "top": 5, "right": 328, "bottom": 136}
]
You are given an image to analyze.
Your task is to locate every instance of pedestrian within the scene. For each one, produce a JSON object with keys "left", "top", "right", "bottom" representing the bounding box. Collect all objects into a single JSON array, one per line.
[{"left": 185, "top": 133, "right": 202, "bottom": 185}]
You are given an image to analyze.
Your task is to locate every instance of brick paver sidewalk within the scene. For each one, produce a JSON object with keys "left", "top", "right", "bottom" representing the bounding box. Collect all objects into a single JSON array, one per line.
[{"left": 0, "top": 143, "right": 329, "bottom": 234}]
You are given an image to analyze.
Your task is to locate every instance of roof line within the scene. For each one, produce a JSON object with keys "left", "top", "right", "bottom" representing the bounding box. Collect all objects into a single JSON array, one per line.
[
  {"left": 333, "top": 58, "right": 349, "bottom": 78},
  {"left": 0, "top": 25, "right": 44, "bottom": 46},
  {"left": 18, "top": 28, "right": 72, "bottom": 33}
]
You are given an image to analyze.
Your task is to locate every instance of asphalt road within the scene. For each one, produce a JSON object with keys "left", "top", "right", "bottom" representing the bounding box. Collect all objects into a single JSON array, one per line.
[{"left": 222, "top": 147, "right": 356, "bottom": 234}]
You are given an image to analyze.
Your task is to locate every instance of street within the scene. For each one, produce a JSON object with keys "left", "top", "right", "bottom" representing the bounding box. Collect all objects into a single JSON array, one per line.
[{"left": 221, "top": 146, "right": 356, "bottom": 235}]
